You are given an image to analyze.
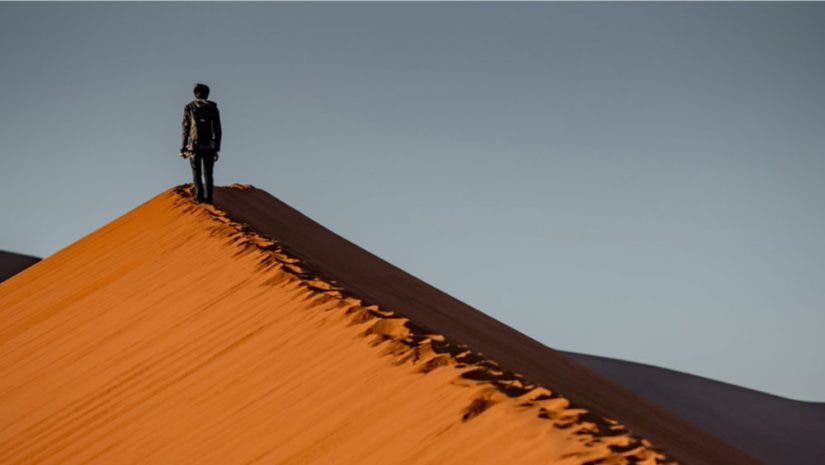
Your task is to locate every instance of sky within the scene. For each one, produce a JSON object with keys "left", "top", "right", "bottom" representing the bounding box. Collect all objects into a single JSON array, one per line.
[{"left": 1, "top": 3, "right": 823, "bottom": 401}]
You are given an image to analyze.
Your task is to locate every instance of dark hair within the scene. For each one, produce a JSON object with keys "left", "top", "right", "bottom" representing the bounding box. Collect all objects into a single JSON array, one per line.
[{"left": 193, "top": 83, "right": 210, "bottom": 99}]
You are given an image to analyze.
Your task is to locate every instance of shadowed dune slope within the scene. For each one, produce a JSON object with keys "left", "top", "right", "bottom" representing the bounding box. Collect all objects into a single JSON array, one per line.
[
  {"left": 564, "top": 352, "right": 825, "bottom": 465},
  {"left": 211, "top": 184, "right": 761, "bottom": 465},
  {"left": 0, "top": 184, "right": 760, "bottom": 465},
  {"left": 0, "top": 250, "right": 39, "bottom": 282}
]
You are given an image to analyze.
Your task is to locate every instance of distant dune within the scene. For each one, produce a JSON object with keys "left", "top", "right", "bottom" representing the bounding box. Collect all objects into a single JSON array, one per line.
[
  {"left": 565, "top": 352, "right": 825, "bottom": 465},
  {"left": 0, "top": 184, "right": 762, "bottom": 465},
  {"left": 0, "top": 250, "right": 39, "bottom": 282}
]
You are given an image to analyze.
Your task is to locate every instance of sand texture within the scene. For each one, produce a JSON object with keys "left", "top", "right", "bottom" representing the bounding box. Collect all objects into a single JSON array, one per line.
[{"left": 0, "top": 185, "right": 762, "bottom": 465}]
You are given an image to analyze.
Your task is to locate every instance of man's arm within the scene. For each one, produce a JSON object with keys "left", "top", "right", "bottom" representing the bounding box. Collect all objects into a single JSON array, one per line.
[
  {"left": 212, "top": 104, "right": 222, "bottom": 152},
  {"left": 181, "top": 105, "right": 191, "bottom": 151}
]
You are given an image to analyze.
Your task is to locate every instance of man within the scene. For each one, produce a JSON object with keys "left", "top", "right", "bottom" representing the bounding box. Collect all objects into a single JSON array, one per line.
[{"left": 180, "top": 83, "right": 222, "bottom": 204}]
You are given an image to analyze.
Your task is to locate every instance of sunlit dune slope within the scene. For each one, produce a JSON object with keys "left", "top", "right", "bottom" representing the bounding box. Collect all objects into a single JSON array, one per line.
[
  {"left": 0, "top": 185, "right": 760, "bottom": 465},
  {"left": 566, "top": 352, "right": 825, "bottom": 465}
]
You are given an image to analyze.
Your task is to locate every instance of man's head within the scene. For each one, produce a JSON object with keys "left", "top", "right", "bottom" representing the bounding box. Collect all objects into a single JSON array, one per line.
[{"left": 193, "top": 83, "right": 210, "bottom": 100}]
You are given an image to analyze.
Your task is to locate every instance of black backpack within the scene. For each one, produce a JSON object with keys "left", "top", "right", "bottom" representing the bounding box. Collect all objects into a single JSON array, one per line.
[{"left": 190, "top": 101, "right": 217, "bottom": 151}]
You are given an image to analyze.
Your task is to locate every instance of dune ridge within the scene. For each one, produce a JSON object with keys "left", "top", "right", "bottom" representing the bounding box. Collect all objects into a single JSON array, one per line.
[
  {"left": 174, "top": 184, "right": 674, "bottom": 464},
  {"left": 0, "top": 184, "right": 673, "bottom": 464},
  {"left": 212, "top": 185, "right": 764, "bottom": 465},
  {"left": 0, "top": 184, "right": 765, "bottom": 464}
]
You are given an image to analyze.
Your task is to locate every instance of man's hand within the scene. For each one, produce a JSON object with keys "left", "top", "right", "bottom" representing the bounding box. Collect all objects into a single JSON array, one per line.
[
  {"left": 179, "top": 150, "right": 190, "bottom": 159},
  {"left": 213, "top": 152, "right": 220, "bottom": 162}
]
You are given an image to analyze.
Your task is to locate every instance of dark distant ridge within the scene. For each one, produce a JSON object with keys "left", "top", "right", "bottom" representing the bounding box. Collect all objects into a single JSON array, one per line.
[
  {"left": 565, "top": 352, "right": 825, "bottom": 465},
  {"left": 0, "top": 250, "right": 40, "bottom": 282}
]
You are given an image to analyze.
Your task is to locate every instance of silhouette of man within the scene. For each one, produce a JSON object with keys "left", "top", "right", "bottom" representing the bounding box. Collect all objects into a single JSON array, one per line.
[{"left": 180, "top": 83, "right": 222, "bottom": 204}]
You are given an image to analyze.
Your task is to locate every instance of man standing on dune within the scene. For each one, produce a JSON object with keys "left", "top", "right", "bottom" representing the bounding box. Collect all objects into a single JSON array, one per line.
[{"left": 180, "top": 83, "right": 222, "bottom": 204}]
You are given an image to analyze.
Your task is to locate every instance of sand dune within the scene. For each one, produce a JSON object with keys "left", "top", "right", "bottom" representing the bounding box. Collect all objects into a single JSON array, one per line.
[
  {"left": 0, "top": 250, "right": 39, "bottom": 282},
  {"left": 0, "top": 184, "right": 762, "bottom": 465},
  {"left": 565, "top": 352, "right": 825, "bottom": 465}
]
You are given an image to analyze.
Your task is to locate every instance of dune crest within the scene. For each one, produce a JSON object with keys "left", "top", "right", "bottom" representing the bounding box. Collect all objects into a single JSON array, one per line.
[
  {"left": 0, "top": 185, "right": 754, "bottom": 464},
  {"left": 191, "top": 186, "right": 675, "bottom": 462}
]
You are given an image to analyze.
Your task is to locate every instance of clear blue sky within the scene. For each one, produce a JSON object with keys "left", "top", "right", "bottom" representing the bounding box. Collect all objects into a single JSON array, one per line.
[{"left": 1, "top": 3, "right": 823, "bottom": 401}]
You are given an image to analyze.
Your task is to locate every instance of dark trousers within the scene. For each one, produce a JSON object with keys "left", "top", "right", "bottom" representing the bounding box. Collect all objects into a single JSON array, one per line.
[{"left": 190, "top": 151, "right": 215, "bottom": 202}]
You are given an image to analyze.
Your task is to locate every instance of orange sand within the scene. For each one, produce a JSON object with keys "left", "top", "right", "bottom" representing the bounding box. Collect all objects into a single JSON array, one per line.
[{"left": 0, "top": 186, "right": 746, "bottom": 464}]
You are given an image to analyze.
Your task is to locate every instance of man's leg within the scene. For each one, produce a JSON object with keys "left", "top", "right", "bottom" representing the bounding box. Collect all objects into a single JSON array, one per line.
[
  {"left": 190, "top": 153, "right": 205, "bottom": 202},
  {"left": 203, "top": 151, "right": 215, "bottom": 204}
]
